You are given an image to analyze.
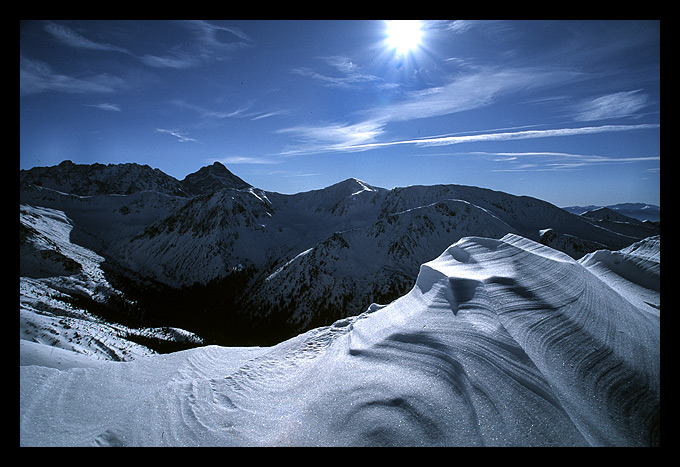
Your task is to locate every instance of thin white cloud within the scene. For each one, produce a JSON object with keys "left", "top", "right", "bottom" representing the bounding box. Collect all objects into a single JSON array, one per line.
[
  {"left": 290, "top": 55, "right": 383, "bottom": 89},
  {"left": 184, "top": 20, "right": 252, "bottom": 46},
  {"left": 324, "top": 56, "right": 360, "bottom": 74},
  {"left": 491, "top": 160, "right": 657, "bottom": 172},
  {"left": 141, "top": 20, "right": 252, "bottom": 70},
  {"left": 339, "top": 123, "right": 660, "bottom": 152},
  {"left": 573, "top": 90, "right": 650, "bottom": 121},
  {"left": 278, "top": 67, "right": 580, "bottom": 155},
  {"left": 156, "top": 128, "right": 198, "bottom": 143},
  {"left": 249, "top": 109, "right": 290, "bottom": 121},
  {"left": 444, "top": 20, "right": 476, "bottom": 33},
  {"left": 171, "top": 99, "right": 251, "bottom": 119},
  {"left": 266, "top": 170, "right": 322, "bottom": 178},
  {"left": 170, "top": 99, "right": 288, "bottom": 122},
  {"left": 481, "top": 151, "right": 658, "bottom": 162},
  {"left": 43, "top": 21, "right": 251, "bottom": 71},
  {"left": 275, "top": 59, "right": 657, "bottom": 158},
  {"left": 83, "top": 103, "right": 121, "bottom": 111},
  {"left": 291, "top": 66, "right": 381, "bottom": 89},
  {"left": 274, "top": 120, "right": 659, "bottom": 158},
  {"left": 140, "top": 54, "right": 200, "bottom": 69},
  {"left": 459, "top": 150, "right": 660, "bottom": 172},
  {"left": 426, "top": 19, "right": 502, "bottom": 34},
  {"left": 20, "top": 56, "right": 123, "bottom": 97},
  {"left": 369, "top": 67, "right": 580, "bottom": 124},
  {"left": 276, "top": 120, "right": 386, "bottom": 155},
  {"left": 215, "top": 156, "right": 279, "bottom": 165},
  {"left": 44, "top": 22, "right": 129, "bottom": 53}
]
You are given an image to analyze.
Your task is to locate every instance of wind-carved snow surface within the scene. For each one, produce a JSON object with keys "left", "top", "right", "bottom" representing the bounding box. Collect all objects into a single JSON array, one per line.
[{"left": 20, "top": 234, "right": 660, "bottom": 446}]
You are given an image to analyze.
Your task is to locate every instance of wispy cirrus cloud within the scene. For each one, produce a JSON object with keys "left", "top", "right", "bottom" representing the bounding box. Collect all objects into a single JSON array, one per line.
[
  {"left": 291, "top": 55, "right": 384, "bottom": 89},
  {"left": 338, "top": 123, "right": 660, "bottom": 152},
  {"left": 20, "top": 55, "right": 124, "bottom": 97},
  {"left": 183, "top": 20, "right": 252, "bottom": 45},
  {"left": 171, "top": 99, "right": 252, "bottom": 120},
  {"left": 276, "top": 120, "right": 386, "bottom": 155},
  {"left": 368, "top": 67, "right": 580, "bottom": 124},
  {"left": 291, "top": 67, "right": 381, "bottom": 89},
  {"left": 276, "top": 122, "right": 659, "bottom": 156},
  {"left": 464, "top": 150, "right": 660, "bottom": 172},
  {"left": 44, "top": 21, "right": 129, "bottom": 53},
  {"left": 249, "top": 109, "right": 290, "bottom": 121},
  {"left": 573, "top": 90, "right": 651, "bottom": 121},
  {"left": 156, "top": 128, "right": 198, "bottom": 143},
  {"left": 278, "top": 66, "right": 579, "bottom": 155},
  {"left": 140, "top": 55, "right": 200, "bottom": 70},
  {"left": 41, "top": 20, "right": 251, "bottom": 71},
  {"left": 214, "top": 155, "right": 279, "bottom": 165},
  {"left": 21, "top": 23, "right": 129, "bottom": 97},
  {"left": 83, "top": 103, "right": 121, "bottom": 112},
  {"left": 140, "top": 20, "right": 252, "bottom": 69},
  {"left": 170, "top": 99, "right": 289, "bottom": 122},
  {"left": 441, "top": 20, "right": 477, "bottom": 33}
]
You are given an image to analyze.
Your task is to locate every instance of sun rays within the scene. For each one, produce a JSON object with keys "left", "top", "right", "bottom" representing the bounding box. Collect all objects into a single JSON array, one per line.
[{"left": 385, "top": 20, "right": 423, "bottom": 56}]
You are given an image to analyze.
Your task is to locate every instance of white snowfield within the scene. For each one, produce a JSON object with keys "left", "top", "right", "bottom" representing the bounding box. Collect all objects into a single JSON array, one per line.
[{"left": 20, "top": 233, "right": 660, "bottom": 447}]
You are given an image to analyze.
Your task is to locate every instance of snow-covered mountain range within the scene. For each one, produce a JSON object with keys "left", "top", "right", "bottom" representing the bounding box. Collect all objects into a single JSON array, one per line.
[
  {"left": 20, "top": 161, "right": 660, "bottom": 446},
  {"left": 20, "top": 160, "right": 659, "bottom": 346}
]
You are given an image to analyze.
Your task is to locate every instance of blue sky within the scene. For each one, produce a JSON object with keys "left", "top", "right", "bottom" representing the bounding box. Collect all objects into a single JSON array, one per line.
[{"left": 20, "top": 20, "right": 660, "bottom": 206}]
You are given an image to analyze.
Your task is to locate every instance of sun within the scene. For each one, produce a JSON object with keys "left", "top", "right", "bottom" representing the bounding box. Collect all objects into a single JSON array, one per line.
[{"left": 385, "top": 20, "right": 423, "bottom": 55}]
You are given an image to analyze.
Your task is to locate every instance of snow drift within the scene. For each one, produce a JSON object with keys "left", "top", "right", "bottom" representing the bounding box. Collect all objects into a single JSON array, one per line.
[{"left": 20, "top": 234, "right": 660, "bottom": 447}]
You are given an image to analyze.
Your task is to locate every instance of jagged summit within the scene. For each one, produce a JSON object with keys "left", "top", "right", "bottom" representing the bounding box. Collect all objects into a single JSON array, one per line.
[
  {"left": 19, "top": 160, "right": 256, "bottom": 198},
  {"left": 180, "top": 161, "right": 252, "bottom": 196},
  {"left": 19, "top": 160, "right": 186, "bottom": 197}
]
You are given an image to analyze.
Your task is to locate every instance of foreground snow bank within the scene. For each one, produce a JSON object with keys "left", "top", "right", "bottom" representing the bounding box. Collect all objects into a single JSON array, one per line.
[{"left": 20, "top": 234, "right": 660, "bottom": 446}]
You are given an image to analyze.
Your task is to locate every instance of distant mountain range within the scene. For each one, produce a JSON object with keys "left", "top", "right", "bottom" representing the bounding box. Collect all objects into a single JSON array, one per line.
[
  {"left": 563, "top": 203, "right": 660, "bottom": 222},
  {"left": 19, "top": 160, "right": 660, "bottom": 349}
]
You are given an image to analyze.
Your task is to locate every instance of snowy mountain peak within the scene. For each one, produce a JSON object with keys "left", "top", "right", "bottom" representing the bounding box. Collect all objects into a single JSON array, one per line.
[
  {"left": 323, "top": 177, "right": 382, "bottom": 195},
  {"left": 348, "top": 178, "right": 378, "bottom": 196}
]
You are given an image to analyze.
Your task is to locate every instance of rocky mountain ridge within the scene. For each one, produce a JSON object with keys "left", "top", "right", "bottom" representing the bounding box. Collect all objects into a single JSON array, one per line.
[{"left": 20, "top": 160, "right": 252, "bottom": 197}]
